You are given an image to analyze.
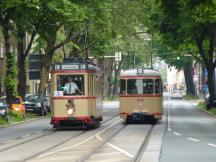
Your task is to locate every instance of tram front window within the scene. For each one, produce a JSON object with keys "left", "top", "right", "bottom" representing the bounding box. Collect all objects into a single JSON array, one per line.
[
  {"left": 57, "top": 75, "right": 84, "bottom": 96},
  {"left": 155, "top": 79, "right": 163, "bottom": 94},
  {"left": 120, "top": 79, "right": 126, "bottom": 94},
  {"left": 127, "top": 79, "right": 153, "bottom": 94}
]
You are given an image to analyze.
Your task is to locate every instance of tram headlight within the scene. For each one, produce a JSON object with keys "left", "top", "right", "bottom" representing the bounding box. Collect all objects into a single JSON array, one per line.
[{"left": 67, "top": 108, "right": 73, "bottom": 115}]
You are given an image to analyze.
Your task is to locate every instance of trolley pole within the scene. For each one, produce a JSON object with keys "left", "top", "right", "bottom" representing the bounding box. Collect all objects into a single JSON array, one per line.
[
  {"left": 151, "top": 33, "right": 153, "bottom": 69},
  {"left": 132, "top": 31, "right": 153, "bottom": 68},
  {"left": 133, "top": 34, "right": 136, "bottom": 68}
]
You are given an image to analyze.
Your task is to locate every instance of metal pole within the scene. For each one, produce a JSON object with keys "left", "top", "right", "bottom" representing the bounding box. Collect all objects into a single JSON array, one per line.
[
  {"left": 151, "top": 33, "right": 153, "bottom": 69},
  {"left": 133, "top": 34, "right": 135, "bottom": 68}
]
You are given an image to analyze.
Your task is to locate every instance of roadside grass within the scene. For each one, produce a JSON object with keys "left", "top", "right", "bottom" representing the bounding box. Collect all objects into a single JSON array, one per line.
[
  {"left": 0, "top": 111, "right": 47, "bottom": 126},
  {"left": 183, "top": 94, "right": 196, "bottom": 100},
  {"left": 198, "top": 101, "right": 216, "bottom": 116}
]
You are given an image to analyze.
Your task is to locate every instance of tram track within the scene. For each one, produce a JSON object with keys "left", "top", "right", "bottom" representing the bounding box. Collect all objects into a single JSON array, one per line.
[
  {"left": 24, "top": 116, "right": 120, "bottom": 161},
  {"left": 0, "top": 129, "right": 56, "bottom": 153},
  {"left": 77, "top": 124, "right": 126, "bottom": 162},
  {"left": 26, "top": 117, "right": 123, "bottom": 162},
  {"left": 0, "top": 106, "right": 118, "bottom": 153},
  {"left": 132, "top": 123, "right": 155, "bottom": 162}
]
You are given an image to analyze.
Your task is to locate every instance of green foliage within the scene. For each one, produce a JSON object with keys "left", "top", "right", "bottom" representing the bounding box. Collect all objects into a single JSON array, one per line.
[
  {"left": 8, "top": 110, "right": 24, "bottom": 122},
  {"left": 4, "top": 53, "right": 17, "bottom": 97}
]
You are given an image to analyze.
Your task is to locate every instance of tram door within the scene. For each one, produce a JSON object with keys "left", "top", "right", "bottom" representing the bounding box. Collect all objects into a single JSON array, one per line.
[{"left": 88, "top": 74, "right": 95, "bottom": 116}]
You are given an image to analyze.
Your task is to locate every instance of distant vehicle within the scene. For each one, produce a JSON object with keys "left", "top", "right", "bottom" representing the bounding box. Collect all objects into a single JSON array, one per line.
[
  {"left": 0, "top": 98, "right": 9, "bottom": 122},
  {"left": 171, "top": 90, "right": 183, "bottom": 99},
  {"left": 205, "top": 94, "right": 216, "bottom": 109},
  {"left": 11, "top": 96, "right": 26, "bottom": 118},
  {"left": 25, "top": 94, "right": 49, "bottom": 116},
  {"left": 119, "top": 67, "right": 163, "bottom": 124}
]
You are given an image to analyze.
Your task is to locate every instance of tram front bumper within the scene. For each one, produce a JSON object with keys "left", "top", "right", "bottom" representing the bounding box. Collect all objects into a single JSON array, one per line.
[
  {"left": 50, "top": 116, "right": 102, "bottom": 127},
  {"left": 120, "top": 112, "right": 162, "bottom": 120}
]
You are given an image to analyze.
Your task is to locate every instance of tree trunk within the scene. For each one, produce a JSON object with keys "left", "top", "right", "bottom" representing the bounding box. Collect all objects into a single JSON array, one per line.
[
  {"left": 183, "top": 58, "right": 195, "bottom": 96},
  {"left": 101, "top": 58, "right": 114, "bottom": 98},
  {"left": 17, "top": 30, "right": 26, "bottom": 101},
  {"left": 38, "top": 53, "right": 52, "bottom": 95},
  {"left": 38, "top": 36, "right": 56, "bottom": 95},
  {"left": 112, "top": 57, "right": 124, "bottom": 97},
  {"left": 206, "top": 65, "right": 215, "bottom": 108},
  {"left": 3, "top": 27, "right": 16, "bottom": 105}
]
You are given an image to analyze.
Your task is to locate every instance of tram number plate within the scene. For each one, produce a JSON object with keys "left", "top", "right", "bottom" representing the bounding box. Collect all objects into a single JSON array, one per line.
[{"left": 68, "top": 117, "right": 75, "bottom": 120}]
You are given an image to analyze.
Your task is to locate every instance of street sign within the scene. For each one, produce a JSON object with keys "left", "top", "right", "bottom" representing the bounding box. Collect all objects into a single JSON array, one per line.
[
  {"left": 29, "top": 54, "right": 44, "bottom": 80},
  {"left": 193, "top": 74, "right": 198, "bottom": 82}
]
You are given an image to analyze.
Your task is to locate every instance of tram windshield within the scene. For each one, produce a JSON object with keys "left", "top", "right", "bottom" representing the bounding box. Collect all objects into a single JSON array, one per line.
[
  {"left": 127, "top": 79, "right": 153, "bottom": 94},
  {"left": 155, "top": 79, "right": 163, "bottom": 94},
  {"left": 56, "top": 75, "right": 84, "bottom": 96}
]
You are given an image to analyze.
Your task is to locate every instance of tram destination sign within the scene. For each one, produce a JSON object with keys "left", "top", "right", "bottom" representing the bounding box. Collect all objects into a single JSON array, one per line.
[
  {"left": 137, "top": 67, "right": 144, "bottom": 75},
  {"left": 53, "top": 64, "right": 87, "bottom": 70},
  {"left": 62, "top": 64, "right": 79, "bottom": 70}
]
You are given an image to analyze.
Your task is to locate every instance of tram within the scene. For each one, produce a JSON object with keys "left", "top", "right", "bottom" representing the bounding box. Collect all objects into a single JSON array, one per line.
[
  {"left": 119, "top": 67, "right": 163, "bottom": 123},
  {"left": 50, "top": 58, "right": 103, "bottom": 128}
]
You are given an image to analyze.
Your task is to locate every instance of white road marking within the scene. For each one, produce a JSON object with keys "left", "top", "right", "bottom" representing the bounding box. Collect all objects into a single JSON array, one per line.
[
  {"left": 34, "top": 131, "right": 42, "bottom": 134},
  {"left": 173, "top": 132, "right": 181, "bottom": 136},
  {"left": 107, "top": 143, "right": 134, "bottom": 158},
  {"left": 22, "top": 134, "right": 31, "bottom": 138},
  {"left": 39, "top": 119, "right": 122, "bottom": 158},
  {"left": 207, "top": 143, "right": 216, "bottom": 147},
  {"left": 4, "top": 140, "right": 15, "bottom": 144},
  {"left": 187, "top": 138, "right": 200, "bottom": 142},
  {"left": 168, "top": 128, "right": 172, "bottom": 131},
  {"left": 95, "top": 126, "right": 134, "bottom": 158},
  {"left": 92, "top": 152, "right": 122, "bottom": 157},
  {"left": 96, "top": 135, "right": 134, "bottom": 158}
]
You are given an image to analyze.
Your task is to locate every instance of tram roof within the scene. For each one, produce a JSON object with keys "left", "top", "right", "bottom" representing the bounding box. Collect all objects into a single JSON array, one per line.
[
  {"left": 120, "top": 68, "right": 161, "bottom": 77},
  {"left": 51, "top": 60, "right": 102, "bottom": 73}
]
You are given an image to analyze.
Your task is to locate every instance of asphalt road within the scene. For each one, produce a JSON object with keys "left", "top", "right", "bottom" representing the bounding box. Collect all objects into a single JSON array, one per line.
[
  {"left": 160, "top": 97, "right": 216, "bottom": 162},
  {"left": 3, "top": 95, "right": 215, "bottom": 162},
  {"left": 0, "top": 101, "right": 165, "bottom": 162}
]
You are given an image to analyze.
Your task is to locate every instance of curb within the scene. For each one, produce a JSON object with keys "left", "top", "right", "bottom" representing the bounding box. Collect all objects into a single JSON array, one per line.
[
  {"left": 193, "top": 99, "right": 216, "bottom": 120},
  {"left": 0, "top": 116, "right": 49, "bottom": 128},
  {"left": 199, "top": 108, "right": 216, "bottom": 120}
]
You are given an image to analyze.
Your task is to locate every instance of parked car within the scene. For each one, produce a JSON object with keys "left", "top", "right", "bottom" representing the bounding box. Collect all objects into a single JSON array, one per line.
[
  {"left": 24, "top": 94, "right": 49, "bottom": 116},
  {"left": 171, "top": 90, "right": 183, "bottom": 99},
  {"left": 205, "top": 94, "right": 216, "bottom": 109},
  {"left": 0, "top": 98, "right": 9, "bottom": 122}
]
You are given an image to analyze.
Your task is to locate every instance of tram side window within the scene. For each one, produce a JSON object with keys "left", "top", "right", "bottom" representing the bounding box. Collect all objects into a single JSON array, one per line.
[
  {"left": 120, "top": 79, "right": 126, "bottom": 94},
  {"left": 57, "top": 75, "right": 84, "bottom": 96},
  {"left": 155, "top": 79, "right": 162, "bottom": 94},
  {"left": 143, "top": 79, "right": 153, "bottom": 94}
]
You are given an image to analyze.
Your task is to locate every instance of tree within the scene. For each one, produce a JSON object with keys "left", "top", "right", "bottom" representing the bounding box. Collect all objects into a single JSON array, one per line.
[
  {"left": 150, "top": 0, "right": 216, "bottom": 105},
  {"left": 0, "top": 1, "right": 17, "bottom": 104},
  {"left": 35, "top": 0, "right": 86, "bottom": 95}
]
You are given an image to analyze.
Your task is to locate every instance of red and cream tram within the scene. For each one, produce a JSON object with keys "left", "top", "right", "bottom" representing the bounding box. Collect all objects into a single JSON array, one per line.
[
  {"left": 50, "top": 59, "right": 103, "bottom": 128},
  {"left": 119, "top": 67, "right": 163, "bottom": 123}
]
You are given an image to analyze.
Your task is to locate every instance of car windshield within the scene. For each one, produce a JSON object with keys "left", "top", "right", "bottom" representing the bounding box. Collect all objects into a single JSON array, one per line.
[
  {"left": 174, "top": 90, "right": 181, "bottom": 93},
  {"left": 25, "top": 95, "right": 40, "bottom": 102},
  {"left": 0, "top": 100, "right": 3, "bottom": 107}
]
